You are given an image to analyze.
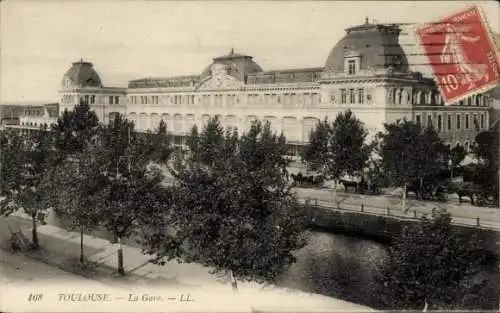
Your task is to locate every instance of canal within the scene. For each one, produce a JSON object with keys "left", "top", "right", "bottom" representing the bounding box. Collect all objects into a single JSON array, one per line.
[{"left": 277, "top": 231, "right": 499, "bottom": 310}]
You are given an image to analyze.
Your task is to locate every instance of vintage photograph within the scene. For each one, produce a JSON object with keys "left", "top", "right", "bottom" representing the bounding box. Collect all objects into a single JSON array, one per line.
[{"left": 1, "top": 1, "right": 500, "bottom": 312}]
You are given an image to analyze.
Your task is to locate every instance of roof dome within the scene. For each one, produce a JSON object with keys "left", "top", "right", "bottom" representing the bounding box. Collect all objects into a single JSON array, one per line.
[
  {"left": 61, "top": 59, "right": 102, "bottom": 89},
  {"left": 201, "top": 49, "right": 263, "bottom": 82},
  {"left": 324, "top": 19, "right": 409, "bottom": 73}
]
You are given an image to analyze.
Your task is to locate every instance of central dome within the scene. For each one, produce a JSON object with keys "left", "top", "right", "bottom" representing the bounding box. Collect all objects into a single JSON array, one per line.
[
  {"left": 324, "top": 19, "right": 409, "bottom": 73},
  {"left": 201, "top": 49, "right": 263, "bottom": 82}
]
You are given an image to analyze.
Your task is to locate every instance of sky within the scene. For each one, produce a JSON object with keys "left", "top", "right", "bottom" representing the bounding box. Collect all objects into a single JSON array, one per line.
[{"left": 1, "top": 0, "right": 499, "bottom": 104}]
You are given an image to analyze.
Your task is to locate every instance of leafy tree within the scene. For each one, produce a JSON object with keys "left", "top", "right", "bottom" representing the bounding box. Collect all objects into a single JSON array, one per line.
[
  {"left": 51, "top": 100, "right": 99, "bottom": 161},
  {"left": 45, "top": 140, "right": 108, "bottom": 265},
  {"left": 449, "top": 144, "right": 467, "bottom": 178},
  {"left": 142, "top": 117, "right": 306, "bottom": 290},
  {"left": 330, "top": 110, "right": 371, "bottom": 178},
  {"left": 185, "top": 124, "right": 200, "bottom": 156},
  {"left": 300, "top": 118, "right": 330, "bottom": 173},
  {"left": 192, "top": 115, "right": 226, "bottom": 166},
  {"left": 473, "top": 131, "right": 498, "bottom": 190},
  {"left": 378, "top": 119, "right": 446, "bottom": 201},
  {"left": 302, "top": 110, "right": 371, "bottom": 201},
  {"left": 98, "top": 114, "right": 171, "bottom": 275},
  {"left": 473, "top": 131, "right": 497, "bottom": 163},
  {"left": 378, "top": 209, "right": 487, "bottom": 310},
  {"left": 47, "top": 101, "right": 102, "bottom": 264},
  {"left": 0, "top": 125, "right": 55, "bottom": 249},
  {"left": 0, "top": 129, "right": 25, "bottom": 196}
]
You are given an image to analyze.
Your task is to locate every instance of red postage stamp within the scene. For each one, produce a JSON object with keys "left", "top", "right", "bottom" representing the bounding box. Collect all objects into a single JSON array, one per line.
[{"left": 416, "top": 5, "right": 500, "bottom": 104}]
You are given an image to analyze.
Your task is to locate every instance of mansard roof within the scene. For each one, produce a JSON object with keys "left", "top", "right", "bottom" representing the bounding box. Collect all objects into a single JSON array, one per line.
[
  {"left": 324, "top": 19, "right": 409, "bottom": 74},
  {"left": 246, "top": 67, "right": 323, "bottom": 85},
  {"left": 128, "top": 75, "right": 201, "bottom": 88},
  {"left": 62, "top": 60, "right": 102, "bottom": 89},
  {"left": 200, "top": 49, "right": 263, "bottom": 81}
]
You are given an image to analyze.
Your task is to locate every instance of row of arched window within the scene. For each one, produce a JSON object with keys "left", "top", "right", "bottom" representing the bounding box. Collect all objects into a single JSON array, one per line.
[
  {"left": 20, "top": 121, "right": 48, "bottom": 128},
  {"left": 124, "top": 112, "right": 322, "bottom": 143}
]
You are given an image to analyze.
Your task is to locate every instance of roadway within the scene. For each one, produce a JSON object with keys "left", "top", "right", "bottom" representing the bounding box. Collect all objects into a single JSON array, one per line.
[{"left": 293, "top": 187, "right": 500, "bottom": 231}]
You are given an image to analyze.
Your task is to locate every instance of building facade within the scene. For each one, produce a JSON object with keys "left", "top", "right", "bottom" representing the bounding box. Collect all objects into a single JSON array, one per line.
[
  {"left": 1, "top": 103, "right": 58, "bottom": 133},
  {"left": 15, "top": 20, "right": 495, "bottom": 156}
]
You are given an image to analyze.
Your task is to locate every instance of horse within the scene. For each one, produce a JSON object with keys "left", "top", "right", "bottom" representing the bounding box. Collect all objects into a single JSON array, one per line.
[{"left": 447, "top": 181, "right": 481, "bottom": 205}]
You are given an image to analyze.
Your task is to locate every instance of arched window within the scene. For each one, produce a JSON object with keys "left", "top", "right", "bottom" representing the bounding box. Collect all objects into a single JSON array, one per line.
[
  {"left": 185, "top": 114, "right": 196, "bottom": 132},
  {"left": 263, "top": 116, "right": 280, "bottom": 135},
  {"left": 302, "top": 117, "right": 319, "bottom": 142},
  {"left": 283, "top": 117, "right": 299, "bottom": 142},
  {"left": 173, "top": 114, "right": 183, "bottom": 134}
]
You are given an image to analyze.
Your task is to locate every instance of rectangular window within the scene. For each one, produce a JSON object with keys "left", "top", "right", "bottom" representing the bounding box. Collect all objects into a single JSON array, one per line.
[
  {"left": 358, "top": 89, "right": 364, "bottom": 104},
  {"left": 115, "top": 96, "right": 120, "bottom": 104},
  {"left": 447, "top": 114, "right": 452, "bottom": 131},
  {"left": 473, "top": 113, "right": 478, "bottom": 129},
  {"left": 465, "top": 114, "right": 469, "bottom": 129},
  {"left": 264, "top": 94, "right": 270, "bottom": 105},
  {"left": 437, "top": 115, "right": 442, "bottom": 132},
  {"left": 347, "top": 60, "right": 356, "bottom": 75},
  {"left": 109, "top": 96, "right": 114, "bottom": 105},
  {"left": 415, "top": 114, "right": 421, "bottom": 126},
  {"left": 349, "top": 89, "right": 355, "bottom": 104},
  {"left": 480, "top": 114, "right": 485, "bottom": 129},
  {"left": 427, "top": 114, "right": 432, "bottom": 128},
  {"left": 341, "top": 89, "right": 347, "bottom": 104},
  {"left": 456, "top": 114, "right": 461, "bottom": 130},
  {"left": 312, "top": 93, "right": 319, "bottom": 106}
]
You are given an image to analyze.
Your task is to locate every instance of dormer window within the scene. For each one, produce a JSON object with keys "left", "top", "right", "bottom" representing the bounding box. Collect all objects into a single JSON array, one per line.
[
  {"left": 348, "top": 60, "right": 356, "bottom": 75},
  {"left": 344, "top": 52, "right": 361, "bottom": 75},
  {"left": 64, "top": 77, "right": 73, "bottom": 88}
]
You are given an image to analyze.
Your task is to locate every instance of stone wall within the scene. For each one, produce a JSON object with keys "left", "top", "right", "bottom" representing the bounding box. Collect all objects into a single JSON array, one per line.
[{"left": 302, "top": 203, "right": 500, "bottom": 257}]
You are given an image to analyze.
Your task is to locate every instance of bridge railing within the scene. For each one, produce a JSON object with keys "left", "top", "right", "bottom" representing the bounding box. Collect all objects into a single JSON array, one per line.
[{"left": 298, "top": 197, "right": 499, "bottom": 231}]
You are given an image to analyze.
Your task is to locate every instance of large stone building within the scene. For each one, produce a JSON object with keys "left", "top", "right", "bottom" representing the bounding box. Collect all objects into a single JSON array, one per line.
[
  {"left": 17, "top": 19, "right": 498, "bottom": 155},
  {"left": 0, "top": 102, "right": 58, "bottom": 132}
]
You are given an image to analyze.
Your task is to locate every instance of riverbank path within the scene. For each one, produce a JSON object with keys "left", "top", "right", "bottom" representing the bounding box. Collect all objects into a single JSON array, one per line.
[{"left": 294, "top": 187, "right": 500, "bottom": 231}]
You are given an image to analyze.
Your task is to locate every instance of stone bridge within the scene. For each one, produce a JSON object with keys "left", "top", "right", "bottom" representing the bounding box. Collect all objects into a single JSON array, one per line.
[{"left": 300, "top": 199, "right": 500, "bottom": 258}]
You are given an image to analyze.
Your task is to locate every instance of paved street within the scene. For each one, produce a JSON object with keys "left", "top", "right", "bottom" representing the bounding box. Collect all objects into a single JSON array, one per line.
[
  {"left": 0, "top": 248, "right": 110, "bottom": 286},
  {"left": 294, "top": 187, "right": 500, "bottom": 230}
]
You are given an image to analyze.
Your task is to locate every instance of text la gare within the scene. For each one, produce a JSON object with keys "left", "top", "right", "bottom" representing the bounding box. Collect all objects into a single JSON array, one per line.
[{"left": 128, "top": 293, "right": 164, "bottom": 302}]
